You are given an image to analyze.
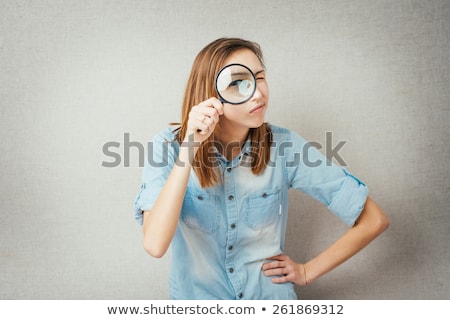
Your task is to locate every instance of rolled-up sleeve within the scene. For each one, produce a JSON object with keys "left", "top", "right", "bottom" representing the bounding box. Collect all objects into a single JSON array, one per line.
[
  {"left": 133, "top": 129, "right": 177, "bottom": 225},
  {"left": 286, "top": 130, "right": 368, "bottom": 226},
  {"left": 327, "top": 169, "right": 368, "bottom": 225}
]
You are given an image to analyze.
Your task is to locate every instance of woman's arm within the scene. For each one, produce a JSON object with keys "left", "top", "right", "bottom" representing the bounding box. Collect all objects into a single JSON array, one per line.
[
  {"left": 262, "top": 196, "right": 389, "bottom": 285},
  {"left": 142, "top": 143, "right": 195, "bottom": 258},
  {"left": 142, "top": 98, "right": 223, "bottom": 258}
]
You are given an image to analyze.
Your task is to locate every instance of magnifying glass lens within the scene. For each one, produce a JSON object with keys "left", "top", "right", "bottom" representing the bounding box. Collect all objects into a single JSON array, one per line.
[{"left": 216, "top": 64, "right": 256, "bottom": 104}]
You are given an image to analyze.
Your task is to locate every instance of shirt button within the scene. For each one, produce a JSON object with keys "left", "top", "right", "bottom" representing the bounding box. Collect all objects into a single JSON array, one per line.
[
  {"left": 229, "top": 268, "right": 234, "bottom": 273},
  {"left": 238, "top": 293, "right": 243, "bottom": 299},
  {"left": 228, "top": 245, "right": 233, "bottom": 250},
  {"left": 227, "top": 167, "right": 232, "bottom": 172},
  {"left": 197, "top": 195, "right": 204, "bottom": 200},
  {"left": 230, "top": 223, "right": 236, "bottom": 229},
  {"left": 262, "top": 192, "right": 267, "bottom": 198},
  {"left": 228, "top": 195, "right": 234, "bottom": 201}
]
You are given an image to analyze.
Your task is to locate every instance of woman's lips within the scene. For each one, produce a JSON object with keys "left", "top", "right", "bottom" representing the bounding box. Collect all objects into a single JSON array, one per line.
[{"left": 250, "top": 104, "right": 264, "bottom": 113}]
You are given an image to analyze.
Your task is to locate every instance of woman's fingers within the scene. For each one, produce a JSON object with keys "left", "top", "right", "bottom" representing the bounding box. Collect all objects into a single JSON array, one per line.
[
  {"left": 197, "top": 97, "right": 224, "bottom": 115},
  {"left": 193, "top": 107, "right": 219, "bottom": 125},
  {"left": 261, "top": 256, "right": 288, "bottom": 276},
  {"left": 261, "top": 254, "right": 305, "bottom": 285},
  {"left": 190, "top": 110, "right": 216, "bottom": 134},
  {"left": 187, "top": 98, "right": 223, "bottom": 139},
  {"left": 264, "top": 254, "right": 287, "bottom": 262}
]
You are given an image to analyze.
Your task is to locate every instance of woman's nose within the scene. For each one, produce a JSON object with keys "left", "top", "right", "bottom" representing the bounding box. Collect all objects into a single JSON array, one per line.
[{"left": 252, "top": 85, "right": 263, "bottom": 100}]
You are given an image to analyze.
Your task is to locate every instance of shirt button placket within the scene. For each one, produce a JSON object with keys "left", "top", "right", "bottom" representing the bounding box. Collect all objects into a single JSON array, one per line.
[{"left": 223, "top": 165, "right": 242, "bottom": 298}]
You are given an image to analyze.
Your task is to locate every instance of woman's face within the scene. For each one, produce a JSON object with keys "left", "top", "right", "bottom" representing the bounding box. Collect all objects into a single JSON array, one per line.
[{"left": 218, "top": 49, "right": 268, "bottom": 132}]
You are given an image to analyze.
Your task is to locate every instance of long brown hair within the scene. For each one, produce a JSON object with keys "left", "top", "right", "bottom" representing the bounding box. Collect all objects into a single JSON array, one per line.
[{"left": 174, "top": 38, "right": 272, "bottom": 188}]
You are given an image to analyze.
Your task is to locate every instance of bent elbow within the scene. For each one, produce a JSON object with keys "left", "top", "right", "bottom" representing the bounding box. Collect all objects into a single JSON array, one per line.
[
  {"left": 381, "top": 216, "right": 390, "bottom": 232},
  {"left": 374, "top": 213, "right": 390, "bottom": 235},
  {"left": 143, "top": 240, "right": 167, "bottom": 259},
  {"left": 360, "top": 198, "right": 390, "bottom": 235}
]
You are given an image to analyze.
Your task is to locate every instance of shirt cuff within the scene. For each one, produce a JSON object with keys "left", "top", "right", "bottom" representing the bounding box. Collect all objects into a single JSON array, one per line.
[{"left": 328, "top": 169, "right": 369, "bottom": 226}]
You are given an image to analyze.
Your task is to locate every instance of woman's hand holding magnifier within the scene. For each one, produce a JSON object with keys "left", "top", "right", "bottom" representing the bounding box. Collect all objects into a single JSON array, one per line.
[
  {"left": 186, "top": 97, "right": 223, "bottom": 143},
  {"left": 185, "top": 63, "right": 256, "bottom": 143}
]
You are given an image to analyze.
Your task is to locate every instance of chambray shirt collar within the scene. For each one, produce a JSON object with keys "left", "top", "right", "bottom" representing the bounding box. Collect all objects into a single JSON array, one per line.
[{"left": 212, "top": 139, "right": 252, "bottom": 169}]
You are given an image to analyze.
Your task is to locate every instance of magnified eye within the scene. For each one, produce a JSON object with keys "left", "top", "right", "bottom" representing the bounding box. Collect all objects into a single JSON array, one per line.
[
  {"left": 229, "top": 79, "right": 244, "bottom": 87},
  {"left": 216, "top": 64, "right": 257, "bottom": 104}
]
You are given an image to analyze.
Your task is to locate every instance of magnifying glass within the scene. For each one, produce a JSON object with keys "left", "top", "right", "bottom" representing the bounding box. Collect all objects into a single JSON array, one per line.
[{"left": 215, "top": 63, "right": 256, "bottom": 105}]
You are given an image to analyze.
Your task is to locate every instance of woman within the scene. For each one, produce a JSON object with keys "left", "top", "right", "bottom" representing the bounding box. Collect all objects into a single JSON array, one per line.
[{"left": 134, "top": 37, "right": 389, "bottom": 299}]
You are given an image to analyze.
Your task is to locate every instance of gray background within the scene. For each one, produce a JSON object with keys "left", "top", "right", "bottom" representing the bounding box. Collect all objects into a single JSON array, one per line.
[{"left": 1, "top": 0, "right": 449, "bottom": 299}]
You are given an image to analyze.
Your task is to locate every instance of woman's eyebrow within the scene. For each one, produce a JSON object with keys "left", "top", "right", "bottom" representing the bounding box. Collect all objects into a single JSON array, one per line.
[
  {"left": 231, "top": 72, "right": 251, "bottom": 76},
  {"left": 230, "top": 69, "right": 265, "bottom": 77}
]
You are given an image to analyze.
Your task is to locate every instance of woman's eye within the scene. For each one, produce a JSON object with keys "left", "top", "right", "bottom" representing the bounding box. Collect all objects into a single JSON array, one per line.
[{"left": 229, "top": 80, "right": 243, "bottom": 87}]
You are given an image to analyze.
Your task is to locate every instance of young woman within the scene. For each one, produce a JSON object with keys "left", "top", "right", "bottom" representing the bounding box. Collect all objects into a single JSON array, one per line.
[{"left": 134, "top": 37, "right": 389, "bottom": 300}]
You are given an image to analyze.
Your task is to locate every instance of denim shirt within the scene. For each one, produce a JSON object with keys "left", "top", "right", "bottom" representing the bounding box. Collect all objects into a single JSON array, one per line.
[{"left": 134, "top": 124, "right": 368, "bottom": 300}]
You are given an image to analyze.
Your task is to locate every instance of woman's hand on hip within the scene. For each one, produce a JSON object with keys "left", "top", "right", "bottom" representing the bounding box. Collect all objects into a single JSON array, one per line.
[{"left": 262, "top": 253, "right": 308, "bottom": 286}]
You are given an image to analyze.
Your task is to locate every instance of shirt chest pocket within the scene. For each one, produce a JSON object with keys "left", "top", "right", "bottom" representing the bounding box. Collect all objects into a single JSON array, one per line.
[
  {"left": 181, "top": 191, "right": 220, "bottom": 234},
  {"left": 245, "top": 189, "right": 281, "bottom": 230}
]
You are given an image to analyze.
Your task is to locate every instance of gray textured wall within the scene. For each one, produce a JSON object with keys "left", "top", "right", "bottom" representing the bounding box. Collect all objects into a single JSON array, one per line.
[{"left": 1, "top": 0, "right": 449, "bottom": 299}]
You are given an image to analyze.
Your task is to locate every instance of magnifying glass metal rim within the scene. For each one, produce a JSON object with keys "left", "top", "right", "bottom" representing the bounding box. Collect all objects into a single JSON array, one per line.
[{"left": 215, "top": 63, "right": 257, "bottom": 105}]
